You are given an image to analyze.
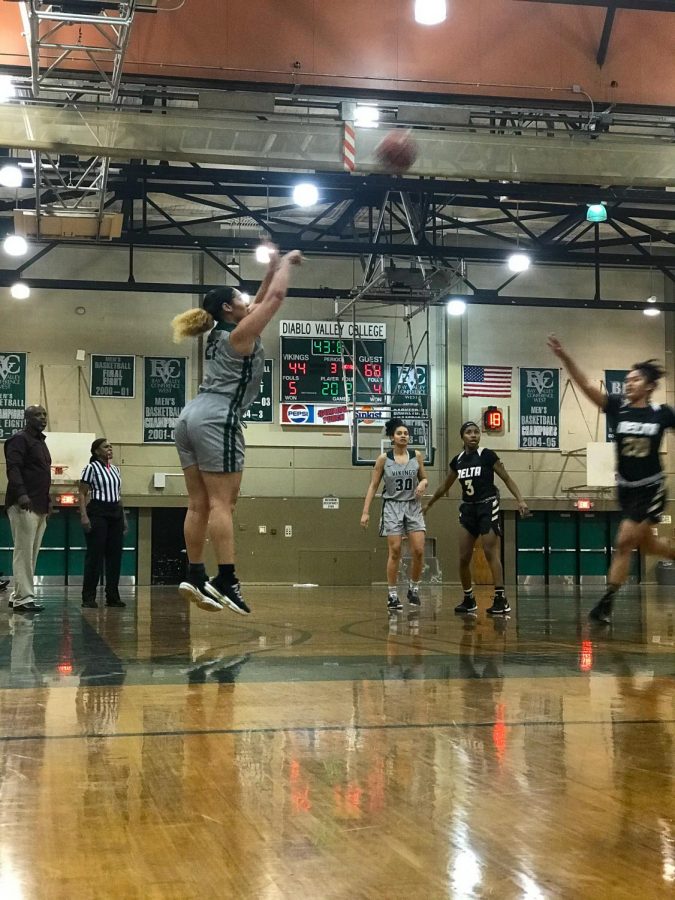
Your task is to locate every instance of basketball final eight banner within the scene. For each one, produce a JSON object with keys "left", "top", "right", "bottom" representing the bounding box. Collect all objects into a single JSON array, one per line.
[
  {"left": 0, "top": 352, "right": 27, "bottom": 440},
  {"left": 143, "top": 357, "right": 187, "bottom": 444},
  {"left": 90, "top": 354, "right": 135, "bottom": 398},
  {"left": 519, "top": 367, "right": 560, "bottom": 450}
]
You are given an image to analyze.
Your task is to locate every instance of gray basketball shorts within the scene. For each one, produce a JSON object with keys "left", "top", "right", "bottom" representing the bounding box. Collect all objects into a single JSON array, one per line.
[
  {"left": 175, "top": 393, "right": 245, "bottom": 473},
  {"left": 379, "top": 499, "right": 426, "bottom": 537}
]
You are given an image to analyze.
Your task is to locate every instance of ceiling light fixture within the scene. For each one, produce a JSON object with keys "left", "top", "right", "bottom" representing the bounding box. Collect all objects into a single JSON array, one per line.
[
  {"left": 10, "top": 282, "right": 30, "bottom": 300},
  {"left": 643, "top": 306, "right": 660, "bottom": 317},
  {"left": 507, "top": 252, "right": 531, "bottom": 273},
  {"left": 355, "top": 105, "right": 380, "bottom": 128},
  {"left": 0, "top": 75, "right": 15, "bottom": 103},
  {"left": 414, "top": 0, "right": 447, "bottom": 25},
  {"left": 255, "top": 244, "right": 272, "bottom": 264},
  {"left": 292, "top": 182, "right": 319, "bottom": 208},
  {"left": 446, "top": 298, "right": 466, "bottom": 316},
  {"left": 0, "top": 164, "right": 23, "bottom": 188},
  {"left": 3, "top": 235, "right": 28, "bottom": 257},
  {"left": 586, "top": 203, "right": 608, "bottom": 223}
]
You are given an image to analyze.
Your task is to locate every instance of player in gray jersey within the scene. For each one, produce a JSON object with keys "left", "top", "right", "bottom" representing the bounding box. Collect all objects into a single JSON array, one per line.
[
  {"left": 171, "top": 247, "right": 302, "bottom": 616},
  {"left": 361, "top": 418, "right": 428, "bottom": 612}
]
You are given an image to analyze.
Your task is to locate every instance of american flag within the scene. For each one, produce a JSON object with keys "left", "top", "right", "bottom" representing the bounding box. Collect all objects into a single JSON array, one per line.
[{"left": 462, "top": 365, "right": 512, "bottom": 397}]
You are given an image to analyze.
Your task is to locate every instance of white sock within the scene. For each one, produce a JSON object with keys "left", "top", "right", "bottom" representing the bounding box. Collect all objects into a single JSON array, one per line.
[
  {"left": 409, "top": 580, "right": 420, "bottom": 592},
  {"left": 388, "top": 586, "right": 398, "bottom": 598}
]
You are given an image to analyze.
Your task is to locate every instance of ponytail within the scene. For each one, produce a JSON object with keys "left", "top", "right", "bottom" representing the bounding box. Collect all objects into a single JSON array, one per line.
[
  {"left": 171, "top": 286, "right": 236, "bottom": 342},
  {"left": 171, "top": 308, "right": 214, "bottom": 342}
]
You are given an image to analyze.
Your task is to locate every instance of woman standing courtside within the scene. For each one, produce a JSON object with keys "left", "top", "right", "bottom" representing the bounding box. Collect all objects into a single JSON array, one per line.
[
  {"left": 172, "top": 248, "right": 302, "bottom": 615},
  {"left": 425, "top": 421, "right": 529, "bottom": 616},
  {"left": 548, "top": 335, "right": 675, "bottom": 623},
  {"left": 79, "top": 438, "right": 127, "bottom": 608},
  {"left": 360, "top": 417, "right": 428, "bottom": 612}
]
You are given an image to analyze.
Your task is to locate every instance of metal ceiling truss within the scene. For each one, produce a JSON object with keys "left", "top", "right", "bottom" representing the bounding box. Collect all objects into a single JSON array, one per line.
[
  {"left": 516, "top": 0, "right": 675, "bottom": 11},
  {"left": 517, "top": 0, "right": 675, "bottom": 66},
  {"left": 112, "top": 166, "right": 675, "bottom": 274},
  {"left": 2, "top": 165, "right": 674, "bottom": 307},
  {"left": 17, "top": 0, "right": 141, "bottom": 225}
]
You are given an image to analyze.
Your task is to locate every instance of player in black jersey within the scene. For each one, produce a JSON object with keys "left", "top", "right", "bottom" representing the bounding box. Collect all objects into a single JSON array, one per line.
[
  {"left": 425, "top": 421, "right": 529, "bottom": 616},
  {"left": 548, "top": 336, "right": 675, "bottom": 624}
]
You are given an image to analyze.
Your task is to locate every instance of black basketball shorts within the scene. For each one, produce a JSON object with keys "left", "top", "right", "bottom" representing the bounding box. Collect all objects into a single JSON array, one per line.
[
  {"left": 459, "top": 495, "right": 501, "bottom": 538},
  {"left": 618, "top": 480, "right": 666, "bottom": 524}
]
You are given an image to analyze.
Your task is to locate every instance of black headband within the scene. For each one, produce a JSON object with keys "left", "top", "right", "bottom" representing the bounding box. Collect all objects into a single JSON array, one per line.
[{"left": 460, "top": 421, "right": 479, "bottom": 437}]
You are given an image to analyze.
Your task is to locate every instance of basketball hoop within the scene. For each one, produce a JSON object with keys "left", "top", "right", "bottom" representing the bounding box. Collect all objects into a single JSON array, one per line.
[{"left": 50, "top": 464, "right": 70, "bottom": 483}]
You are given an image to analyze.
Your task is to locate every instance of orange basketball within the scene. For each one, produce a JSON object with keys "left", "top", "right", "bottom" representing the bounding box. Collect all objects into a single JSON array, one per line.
[{"left": 375, "top": 130, "right": 418, "bottom": 173}]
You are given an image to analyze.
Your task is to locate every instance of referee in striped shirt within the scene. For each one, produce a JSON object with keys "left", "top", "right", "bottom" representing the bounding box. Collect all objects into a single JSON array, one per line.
[{"left": 79, "top": 438, "right": 127, "bottom": 608}]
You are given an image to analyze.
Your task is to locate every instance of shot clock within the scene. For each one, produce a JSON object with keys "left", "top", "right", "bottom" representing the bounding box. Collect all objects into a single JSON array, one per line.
[
  {"left": 280, "top": 337, "right": 386, "bottom": 404},
  {"left": 483, "top": 405, "right": 504, "bottom": 433}
]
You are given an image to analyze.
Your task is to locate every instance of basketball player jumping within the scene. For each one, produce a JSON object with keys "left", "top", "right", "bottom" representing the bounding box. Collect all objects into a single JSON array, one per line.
[
  {"left": 548, "top": 335, "right": 675, "bottom": 624},
  {"left": 361, "top": 418, "right": 428, "bottom": 612},
  {"left": 424, "top": 421, "right": 529, "bottom": 616},
  {"left": 171, "top": 247, "right": 302, "bottom": 615}
]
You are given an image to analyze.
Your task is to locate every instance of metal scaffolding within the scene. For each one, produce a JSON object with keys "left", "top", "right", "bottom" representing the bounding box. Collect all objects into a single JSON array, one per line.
[{"left": 17, "top": 0, "right": 142, "bottom": 227}]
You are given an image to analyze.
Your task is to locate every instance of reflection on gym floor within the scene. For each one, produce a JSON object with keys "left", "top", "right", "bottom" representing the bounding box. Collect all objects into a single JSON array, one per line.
[{"left": 0, "top": 584, "right": 673, "bottom": 898}]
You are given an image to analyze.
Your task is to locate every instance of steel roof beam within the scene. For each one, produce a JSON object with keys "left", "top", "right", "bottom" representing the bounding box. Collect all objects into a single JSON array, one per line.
[
  {"left": 516, "top": 0, "right": 675, "bottom": 10},
  {"left": 596, "top": 3, "right": 617, "bottom": 66}
]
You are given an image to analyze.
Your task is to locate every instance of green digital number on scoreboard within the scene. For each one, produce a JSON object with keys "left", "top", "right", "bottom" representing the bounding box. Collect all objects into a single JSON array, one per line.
[
  {"left": 280, "top": 338, "right": 386, "bottom": 404},
  {"left": 241, "top": 359, "right": 273, "bottom": 423}
]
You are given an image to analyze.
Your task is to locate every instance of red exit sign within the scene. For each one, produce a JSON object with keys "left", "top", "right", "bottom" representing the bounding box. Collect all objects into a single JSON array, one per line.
[
  {"left": 57, "top": 493, "right": 77, "bottom": 506},
  {"left": 575, "top": 499, "right": 594, "bottom": 510}
]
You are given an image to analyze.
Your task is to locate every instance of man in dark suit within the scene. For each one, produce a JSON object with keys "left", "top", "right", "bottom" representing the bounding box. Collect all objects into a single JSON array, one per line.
[{"left": 3, "top": 405, "right": 52, "bottom": 612}]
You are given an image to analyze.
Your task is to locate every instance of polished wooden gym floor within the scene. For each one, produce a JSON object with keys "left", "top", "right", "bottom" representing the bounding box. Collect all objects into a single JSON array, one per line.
[{"left": 0, "top": 583, "right": 674, "bottom": 899}]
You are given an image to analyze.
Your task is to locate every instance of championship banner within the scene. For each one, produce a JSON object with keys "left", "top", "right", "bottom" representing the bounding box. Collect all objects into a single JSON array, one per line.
[
  {"left": 389, "top": 364, "right": 431, "bottom": 451},
  {"left": 519, "top": 367, "right": 560, "bottom": 450},
  {"left": 241, "top": 359, "right": 273, "bottom": 424},
  {"left": 90, "top": 354, "right": 135, "bottom": 398},
  {"left": 0, "top": 352, "right": 27, "bottom": 440},
  {"left": 143, "top": 357, "right": 187, "bottom": 444},
  {"left": 604, "top": 369, "right": 628, "bottom": 442},
  {"left": 390, "top": 364, "right": 429, "bottom": 411}
]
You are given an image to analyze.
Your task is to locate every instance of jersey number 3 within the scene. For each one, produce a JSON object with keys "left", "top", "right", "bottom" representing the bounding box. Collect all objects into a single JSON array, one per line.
[{"left": 464, "top": 479, "right": 475, "bottom": 496}]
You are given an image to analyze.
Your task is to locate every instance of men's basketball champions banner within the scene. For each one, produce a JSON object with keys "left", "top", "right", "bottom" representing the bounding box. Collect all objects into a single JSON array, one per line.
[
  {"left": 143, "top": 357, "right": 187, "bottom": 444},
  {"left": 0, "top": 352, "right": 27, "bottom": 440},
  {"left": 519, "top": 367, "right": 560, "bottom": 450}
]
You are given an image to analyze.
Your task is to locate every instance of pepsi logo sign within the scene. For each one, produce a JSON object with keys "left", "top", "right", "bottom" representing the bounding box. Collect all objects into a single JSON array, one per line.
[{"left": 286, "top": 404, "right": 311, "bottom": 424}]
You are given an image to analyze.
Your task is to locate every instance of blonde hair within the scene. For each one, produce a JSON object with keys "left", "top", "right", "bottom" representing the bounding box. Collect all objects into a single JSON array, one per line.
[{"left": 171, "top": 308, "right": 214, "bottom": 342}]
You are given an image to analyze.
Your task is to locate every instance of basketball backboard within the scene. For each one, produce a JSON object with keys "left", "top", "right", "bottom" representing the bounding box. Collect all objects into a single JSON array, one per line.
[
  {"left": 586, "top": 442, "right": 615, "bottom": 487},
  {"left": 44, "top": 432, "right": 96, "bottom": 484}
]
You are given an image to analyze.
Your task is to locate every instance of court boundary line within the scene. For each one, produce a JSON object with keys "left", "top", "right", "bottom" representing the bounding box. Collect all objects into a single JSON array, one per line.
[{"left": 1, "top": 716, "right": 673, "bottom": 743}]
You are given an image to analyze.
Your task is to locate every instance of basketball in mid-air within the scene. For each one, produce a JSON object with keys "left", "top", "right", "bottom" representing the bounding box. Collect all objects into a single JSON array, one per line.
[{"left": 375, "top": 130, "right": 418, "bottom": 173}]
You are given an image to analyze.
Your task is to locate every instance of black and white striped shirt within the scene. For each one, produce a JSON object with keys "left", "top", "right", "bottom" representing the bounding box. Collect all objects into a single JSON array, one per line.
[{"left": 80, "top": 460, "right": 122, "bottom": 503}]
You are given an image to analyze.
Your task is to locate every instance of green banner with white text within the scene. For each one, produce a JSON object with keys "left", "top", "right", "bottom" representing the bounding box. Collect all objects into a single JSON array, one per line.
[
  {"left": 143, "top": 357, "right": 186, "bottom": 444},
  {"left": 0, "top": 352, "right": 27, "bottom": 440},
  {"left": 519, "top": 367, "right": 560, "bottom": 450}
]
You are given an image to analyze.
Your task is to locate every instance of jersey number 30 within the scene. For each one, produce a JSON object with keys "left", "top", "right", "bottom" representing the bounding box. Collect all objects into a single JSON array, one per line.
[{"left": 395, "top": 478, "right": 414, "bottom": 492}]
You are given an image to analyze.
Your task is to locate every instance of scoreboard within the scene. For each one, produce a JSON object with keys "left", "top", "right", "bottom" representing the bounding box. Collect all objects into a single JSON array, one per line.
[{"left": 280, "top": 337, "right": 386, "bottom": 404}]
